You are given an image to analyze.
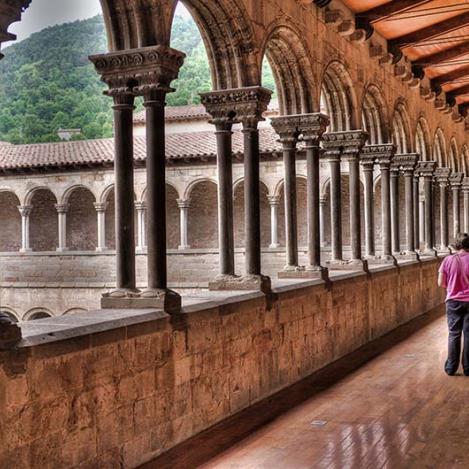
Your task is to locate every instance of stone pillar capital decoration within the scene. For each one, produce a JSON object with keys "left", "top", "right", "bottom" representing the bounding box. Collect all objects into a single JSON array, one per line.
[
  {"left": 322, "top": 130, "right": 368, "bottom": 161},
  {"left": 177, "top": 199, "right": 191, "bottom": 209},
  {"left": 200, "top": 90, "right": 236, "bottom": 131},
  {"left": 268, "top": 195, "right": 281, "bottom": 206},
  {"left": 134, "top": 201, "right": 147, "bottom": 211},
  {"left": 462, "top": 177, "right": 469, "bottom": 193},
  {"left": 201, "top": 86, "right": 272, "bottom": 130},
  {"left": 298, "top": 113, "right": 330, "bottom": 144},
  {"left": 416, "top": 160, "right": 437, "bottom": 179},
  {"left": 270, "top": 115, "right": 301, "bottom": 148},
  {"left": 55, "top": 203, "right": 69, "bottom": 214},
  {"left": 94, "top": 202, "right": 108, "bottom": 213},
  {"left": 366, "top": 143, "right": 396, "bottom": 169},
  {"left": 17, "top": 204, "right": 32, "bottom": 217},
  {"left": 435, "top": 167, "right": 451, "bottom": 186},
  {"left": 449, "top": 172, "right": 464, "bottom": 188},
  {"left": 90, "top": 45, "right": 186, "bottom": 101},
  {"left": 393, "top": 153, "right": 419, "bottom": 175}
]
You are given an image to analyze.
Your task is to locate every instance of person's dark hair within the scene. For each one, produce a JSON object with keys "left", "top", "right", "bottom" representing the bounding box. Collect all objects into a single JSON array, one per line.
[{"left": 454, "top": 233, "right": 469, "bottom": 251}]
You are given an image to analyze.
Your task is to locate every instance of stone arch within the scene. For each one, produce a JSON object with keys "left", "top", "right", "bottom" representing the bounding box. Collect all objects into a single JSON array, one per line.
[
  {"left": 184, "top": 177, "right": 217, "bottom": 201},
  {"left": 462, "top": 145, "right": 469, "bottom": 175},
  {"left": 0, "top": 190, "right": 21, "bottom": 252},
  {"left": 29, "top": 188, "right": 58, "bottom": 252},
  {"left": 66, "top": 187, "right": 97, "bottom": 251},
  {"left": 415, "top": 117, "right": 431, "bottom": 161},
  {"left": 433, "top": 128, "right": 447, "bottom": 167},
  {"left": 187, "top": 180, "right": 218, "bottom": 248},
  {"left": 234, "top": 180, "right": 270, "bottom": 248},
  {"left": 449, "top": 138, "right": 459, "bottom": 172},
  {"left": 392, "top": 100, "right": 412, "bottom": 154},
  {"left": 0, "top": 307, "right": 19, "bottom": 323},
  {"left": 60, "top": 184, "right": 97, "bottom": 205},
  {"left": 320, "top": 60, "right": 359, "bottom": 132},
  {"left": 361, "top": 84, "right": 389, "bottom": 144},
  {"left": 100, "top": 184, "right": 115, "bottom": 204},
  {"left": 24, "top": 186, "right": 59, "bottom": 206},
  {"left": 24, "top": 308, "right": 54, "bottom": 321},
  {"left": 260, "top": 23, "right": 316, "bottom": 114},
  {"left": 63, "top": 308, "right": 88, "bottom": 315}
]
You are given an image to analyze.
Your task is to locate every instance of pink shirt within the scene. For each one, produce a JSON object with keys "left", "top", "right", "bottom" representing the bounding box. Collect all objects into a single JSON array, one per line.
[{"left": 439, "top": 252, "right": 469, "bottom": 302}]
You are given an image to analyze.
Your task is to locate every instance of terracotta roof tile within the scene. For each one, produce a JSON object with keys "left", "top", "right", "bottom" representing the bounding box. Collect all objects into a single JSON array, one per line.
[{"left": 0, "top": 128, "right": 281, "bottom": 172}]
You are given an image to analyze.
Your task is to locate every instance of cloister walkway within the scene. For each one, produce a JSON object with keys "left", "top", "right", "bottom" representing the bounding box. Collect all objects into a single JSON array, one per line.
[{"left": 146, "top": 308, "right": 468, "bottom": 469}]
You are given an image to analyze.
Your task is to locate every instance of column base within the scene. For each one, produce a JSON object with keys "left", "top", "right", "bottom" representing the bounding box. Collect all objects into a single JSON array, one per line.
[
  {"left": 19, "top": 248, "right": 32, "bottom": 253},
  {"left": 209, "top": 274, "right": 271, "bottom": 293},
  {"left": 136, "top": 246, "right": 146, "bottom": 253},
  {"left": 178, "top": 245, "right": 190, "bottom": 250},
  {"left": 419, "top": 248, "right": 438, "bottom": 258},
  {"left": 95, "top": 247, "right": 108, "bottom": 253},
  {"left": 101, "top": 288, "right": 181, "bottom": 315},
  {"left": 56, "top": 247, "right": 69, "bottom": 253},
  {"left": 365, "top": 254, "right": 398, "bottom": 266},
  {"left": 437, "top": 246, "right": 452, "bottom": 256},
  {"left": 278, "top": 265, "right": 329, "bottom": 280},
  {"left": 326, "top": 259, "right": 369, "bottom": 272},
  {"left": 269, "top": 243, "right": 280, "bottom": 249},
  {"left": 395, "top": 251, "right": 420, "bottom": 261}
]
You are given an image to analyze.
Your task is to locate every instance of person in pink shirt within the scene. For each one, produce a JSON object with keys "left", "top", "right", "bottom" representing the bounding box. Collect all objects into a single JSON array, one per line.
[{"left": 438, "top": 233, "right": 469, "bottom": 376}]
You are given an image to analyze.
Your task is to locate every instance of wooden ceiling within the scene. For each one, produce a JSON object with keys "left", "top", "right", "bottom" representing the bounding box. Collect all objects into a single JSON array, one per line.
[{"left": 342, "top": 0, "right": 469, "bottom": 109}]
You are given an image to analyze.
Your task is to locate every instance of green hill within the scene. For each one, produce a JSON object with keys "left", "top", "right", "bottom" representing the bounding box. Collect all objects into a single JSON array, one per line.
[{"left": 0, "top": 14, "right": 274, "bottom": 144}]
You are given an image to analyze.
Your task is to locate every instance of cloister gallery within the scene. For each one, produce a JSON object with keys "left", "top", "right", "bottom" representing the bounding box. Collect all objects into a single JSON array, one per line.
[{"left": 1, "top": 0, "right": 469, "bottom": 468}]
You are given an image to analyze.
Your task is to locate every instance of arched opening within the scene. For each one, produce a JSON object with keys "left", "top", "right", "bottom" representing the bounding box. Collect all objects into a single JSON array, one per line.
[
  {"left": 234, "top": 181, "right": 270, "bottom": 249},
  {"left": 28, "top": 311, "right": 52, "bottom": 321},
  {"left": 29, "top": 189, "right": 58, "bottom": 252},
  {"left": 66, "top": 187, "right": 97, "bottom": 251},
  {"left": 361, "top": 85, "right": 389, "bottom": 144},
  {"left": 104, "top": 188, "right": 115, "bottom": 250},
  {"left": 0, "top": 310, "right": 19, "bottom": 323},
  {"left": 392, "top": 102, "right": 412, "bottom": 154},
  {"left": 462, "top": 146, "right": 469, "bottom": 175},
  {"left": 320, "top": 62, "right": 357, "bottom": 132},
  {"left": 416, "top": 118, "right": 431, "bottom": 161},
  {"left": 0, "top": 191, "right": 21, "bottom": 252},
  {"left": 433, "top": 129, "right": 447, "bottom": 167},
  {"left": 166, "top": 184, "right": 180, "bottom": 250},
  {"left": 450, "top": 138, "right": 459, "bottom": 172}
]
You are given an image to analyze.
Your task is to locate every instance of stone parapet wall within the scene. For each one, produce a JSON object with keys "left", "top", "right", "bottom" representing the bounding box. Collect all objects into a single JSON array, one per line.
[{"left": 0, "top": 259, "right": 444, "bottom": 468}]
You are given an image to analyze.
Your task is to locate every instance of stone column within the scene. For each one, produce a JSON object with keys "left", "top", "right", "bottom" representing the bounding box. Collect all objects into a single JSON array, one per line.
[
  {"left": 55, "top": 204, "right": 69, "bottom": 252},
  {"left": 135, "top": 202, "right": 147, "bottom": 252},
  {"left": 94, "top": 202, "right": 107, "bottom": 252},
  {"left": 268, "top": 196, "right": 280, "bottom": 248},
  {"left": 17, "top": 205, "right": 32, "bottom": 253},
  {"left": 177, "top": 199, "right": 190, "bottom": 250},
  {"left": 376, "top": 146, "right": 396, "bottom": 262},
  {"left": 417, "top": 161, "right": 437, "bottom": 256},
  {"left": 271, "top": 116, "right": 304, "bottom": 276},
  {"left": 413, "top": 172, "right": 420, "bottom": 251},
  {"left": 360, "top": 150, "right": 376, "bottom": 259},
  {"left": 395, "top": 154, "right": 419, "bottom": 259},
  {"left": 450, "top": 173, "right": 463, "bottom": 240},
  {"left": 463, "top": 177, "right": 469, "bottom": 233},
  {"left": 319, "top": 197, "right": 327, "bottom": 247},
  {"left": 435, "top": 167, "right": 451, "bottom": 254},
  {"left": 390, "top": 161, "right": 401, "bottom": 255},
  {"left": 322, "top": 131, "right": 368, "bottom": 271},
  {"left": 299, "top": 113, "right": 329, "bottom": 279}
]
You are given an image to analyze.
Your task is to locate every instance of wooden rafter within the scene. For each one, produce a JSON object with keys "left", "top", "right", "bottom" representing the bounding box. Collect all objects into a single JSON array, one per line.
[
  {"left": 413, "top": 42, "right": 469, "bottom": 68},
  {"left": 446, "top": 84, "right": 469, "bottom": 99},
  {"left": 432, "top": 65, "right": 469, "bottom": 87},
  {"left": 356, "top": 0, "right": 431, "bottom": 23}
]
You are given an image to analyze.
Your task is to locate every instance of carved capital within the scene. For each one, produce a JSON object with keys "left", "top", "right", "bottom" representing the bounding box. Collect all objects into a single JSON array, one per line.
[
  {"left": 17, "top": 204, "right": 32, "bottom": 217},
  {"left": 462, "top": 177, "right": 469, "bottom": 193},
  {"left": 201, "top": 86, "right": 272, "bottom": 129},
  {"left": 268, "top": 195, "right": 281, "bottom": 206},
  {"left": 177, "top": 199, "right": 191, "bottom": 209},
  {"left": 94, "top": 202, "right": 108, "bottom": 213},
  {"left": 134, "top": 201, "right": 147, "bottom": 211},
  {"left": 434, "top": 167, "right": 451, "bottom": 185},
  {"left": 416, "top": 160, "right": 437, "bottom": 178},
  {"left": 322, "top": 130, "right": 368, "bottom": 161},
  {"left": 361, "top": 143, "right": 396, "bottom": 169},
  {"left": 270, "top": 116, "right": 300, "bottom": 148},
  {"left": 449, "top": 172, "right": 464, "bottom": 188},
  {"left": 392, "top": 153, "right": 419, "bottom": 174},
  {"left": 298, "top": 113, "right": 330, "bottom": 143},
  {"left": 55, "top": 204, "right": 69, "bottom": 214},
  {"left": 89, "top": 45, "right": 185, "bottom": 99}
]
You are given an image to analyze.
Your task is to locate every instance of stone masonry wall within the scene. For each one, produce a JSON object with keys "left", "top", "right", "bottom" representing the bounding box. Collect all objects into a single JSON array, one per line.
[{"left": 0, "top": 259, "right": 444, "bottom": 469}]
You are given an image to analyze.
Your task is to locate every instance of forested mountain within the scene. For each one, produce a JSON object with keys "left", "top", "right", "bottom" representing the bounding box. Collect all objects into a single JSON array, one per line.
[{"left": 0, "top": 14, "right": 275, "bottom": 144}]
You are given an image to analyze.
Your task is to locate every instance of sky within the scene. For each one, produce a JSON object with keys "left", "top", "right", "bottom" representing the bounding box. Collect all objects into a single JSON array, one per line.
[{"left": 6, "top": 0, "right": 190, "bottom": 46}]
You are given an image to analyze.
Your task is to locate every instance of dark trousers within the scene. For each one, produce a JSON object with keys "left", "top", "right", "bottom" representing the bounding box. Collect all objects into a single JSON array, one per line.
[{"left": 446, "top": 299, "right": 469, "bottom": 375}]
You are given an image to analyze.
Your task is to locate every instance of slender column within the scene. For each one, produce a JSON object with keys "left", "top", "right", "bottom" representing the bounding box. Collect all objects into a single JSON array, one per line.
[
  {"left": 435, "top": 167, "right": 451, "bottom": 253},
  {"left": 325, "top": 148, "right": 342, "bottom": 261},
  {"left": 319, "top": 197, "right": 327, "bottom": 247},
  {"left": 345, "top": 150, "right": 363, "bottom": 261},
  {"left": 17, "top": 205, "right": 32, "bottom": 253},
  {"left": 177, "top": 199, "right": 190, "bottom": 250},
  {"left": 94, "top": 202, "right": 108, "bottom": 252},
  {"left": 413, "top": 174, "right": 420, "bottom": 250},
  {"left": 361, "top": 155, "right": 375, "bottom": 258},
  {"left": 300, "top": 113, "right": 329, "bottom": 278},
  {"left": 135, "top": 202, "right": 147, "bottom": 252},
  {"left": 390, "top": 164, "right": 400, "bottom": 254},
  {"left": 271, "top": 117, "right": 302, "bottom": 272},
  {"left": 376, "top": 146, "right": 396, "bottom": 260},
  {"left": 399, "top": 154, "right": 419, "bottom": 258},
  {"left": 450, "top": 173, "right": 463, "bottom": 239},
  {"left": 268, "top": 196, "right": 280, "bottom": 248},
  {"left": 417, "top": 162, "right": 437, "bottom": 255},
  {"left": 55, "top": 204, "right": 69, "bottom": 252},
  {"left": 419, "top": 199, "right": 425, "bottom": 244},
  {"left": 463, "top": 177, "right": 469, "bottom": 233}
]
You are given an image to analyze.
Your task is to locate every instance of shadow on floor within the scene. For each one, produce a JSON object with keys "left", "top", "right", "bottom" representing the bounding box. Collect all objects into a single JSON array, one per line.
[{"left": 140, "top": 306, "right": 445, "bottom": 469}]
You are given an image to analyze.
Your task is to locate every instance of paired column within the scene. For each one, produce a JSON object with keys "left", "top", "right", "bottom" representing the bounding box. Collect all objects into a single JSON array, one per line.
[
  {"left": 435, "top": 167, "right": 451, "bottom": 254},
  {"left": 18, "top": 205, "right": 32, "bottom": 253},
  {"left": 177, "top": 199, "right": 190, "bottom": 250},
  {"left": 268, "top": 196, "right": 280, "bottom": 248},
  {"left": 449, "top": 173, "right": 463, "bottom": 240},
  {"left": 322, "top": 130, "right": 368, "bottom": 271},
  {"left": 319, "top": 197, "right": 327, "bottom": 247},
  {"left": 463, "top": 177, "right": 469, "bottom": 233},
  {"left": 55, "top": 204, "right": 69, "bottom": 252},
  {"left": 416, "top": 162, "right": 437, "bottom": 256},
  {"left": 91, "top": 45, "right": 185, "bottom": 312},
  {"left": 135, "top": 202, "right": 146, "bottom": 252},
  {"left": 94, "top": 202, "right": 107, "bottom": 252},
  {"left": 390, "top": 160, "right": 401, "bottom": 255},
  {"left": 360, "top": 151, "right": 376, "bottom": 259},
  {"left": 413, "top": 172, "right": 420, "bottom": 251}
]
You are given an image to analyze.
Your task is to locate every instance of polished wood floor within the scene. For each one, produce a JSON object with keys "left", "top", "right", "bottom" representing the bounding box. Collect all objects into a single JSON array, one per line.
[{"left": 144, "top": 308, "right": 469, "bottom": 469}]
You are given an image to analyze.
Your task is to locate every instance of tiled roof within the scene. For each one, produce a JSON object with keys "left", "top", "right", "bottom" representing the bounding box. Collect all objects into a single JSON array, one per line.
[
  {"left": 133, "top": 101, "right": 280, "bottom": 124},
  {"left": 0, "top": 128, "right": 282, "bottom": 172}
]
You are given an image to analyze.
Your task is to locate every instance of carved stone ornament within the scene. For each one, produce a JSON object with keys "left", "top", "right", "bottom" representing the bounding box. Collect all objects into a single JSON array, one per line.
[
  {"left": 415, "top": 160, "right": 437, "bottom": 178},
  {"left": 322, "top": 130, "right": 368, "bottom": 160},
  {"left": 449, "top": 172, "right": 464, "bottom": 187},
  {"left": 462, "top": 177, "right": 469, "bottom": 192},
  {"left": 434, "top": 167, "right": 451, "bottom": 184},
  {"left": 297, "top": 113, "right": 330, "bottom": 142},
  {"left": 362, "top": 143, "right": 395, "bottom": 167},
  {"left": 392, "top": 153, "right": 419, "bottom": 172},
  {"left": 200, "top": 86, "right": 272, "bottom": 127},
  {"left": 89, "top": 45, "right": 186, "bottom": 98}
]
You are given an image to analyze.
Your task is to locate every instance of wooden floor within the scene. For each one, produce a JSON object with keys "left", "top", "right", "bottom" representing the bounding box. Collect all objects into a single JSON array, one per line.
[{"left": 145, "top": 308, "right": 469, "bottom": 469}]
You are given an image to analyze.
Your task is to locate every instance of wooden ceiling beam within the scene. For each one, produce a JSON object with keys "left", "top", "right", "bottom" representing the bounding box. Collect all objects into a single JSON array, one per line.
[
  {"left": 432, "top": 65, "right": 469, "bottom": 87},
  {"left": 357, "top": 1, "right": 431, "bottom": 24},
  {"left": 413, "top": 42, "right": 469, "bottom": 68},
  {"left": 390, "top": 12, "right": 469, "bottom": 49},
  {"left": 446, "top": 84, "right": 469, "bottom": 99}
]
